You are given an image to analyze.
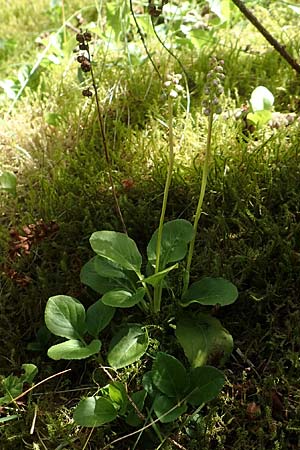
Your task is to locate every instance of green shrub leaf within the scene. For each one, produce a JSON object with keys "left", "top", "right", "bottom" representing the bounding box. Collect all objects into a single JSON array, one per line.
[
  {"left": 20, "top": 364, "right": 38, "bottom": 384},
  {"left": 147, "top": 219, "right": 194, "bottom": 269},
  {"left": 73, "top": 396, "right": 117, "bottom": 427},
  {"left": 247, "top": 110, "right": 272, "bottom": 127},
  {"left": 153, "top": 393, "right": 187, "bottom": 423},
  {"left": 45, "top": 295, "right": 86, "bottom": 340},
  {"left": 107, "top": 324, "right": 148, "bottom": 369},
  {"left": 181, "top": 277, "right": 238, "bottom": 307},
  {"left": 0, "top": 171, "right": 17, "bottom": 196},
  {"left": 176, "top": 314, "right": 233, "bottom": 367},
  {"left": 187, "top": 366, "right": 225, "bottom": 406},
  {"left": 152, "top": 352, "right": 187, "bottom": 398},
  {"left": 47, "top": 339, "right": 101, "bottom": 360},
  {"left": 86, "top": 300, "right": 115, "bottom": 338},
  {"left": 90, "top": 231, "right": 142, "bottom": 272},
  {"left": 102, "top": 288, "right": 145, "bottom": 308}
]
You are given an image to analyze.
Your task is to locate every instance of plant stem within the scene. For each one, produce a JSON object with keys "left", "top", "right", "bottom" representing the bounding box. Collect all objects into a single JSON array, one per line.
[
  {"left": 183, "top": 109, "right": 214, "bottom": 294},
  {"left": 231, "top": 0, "right": 300, "bottom": 74},
  {"left": 89, "top": 54, "right": 127, "bottom": 235},
  {"left": 153, "top": 96, "right": 174, "bottom": 313},
  {"left": 136, "top": 271, "right": 153, "bottom": 308},
  {"left": 61, "top": 0, "right": 67, "bottom": 45}
]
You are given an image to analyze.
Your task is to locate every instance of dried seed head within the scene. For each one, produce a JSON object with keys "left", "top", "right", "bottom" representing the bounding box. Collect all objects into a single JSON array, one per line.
[
  {"left": 76, "top": 33, "right": 84, "bottom": 43},
  {"left": 83, "top": 31, "right": 92, "bottom": 42},
  {"left": 202, "top": 57, "right": 225, "bottom": 115},
  {"left": 77, "top": 55, "right": 86, "bottom": 63},
  {"left": 82, "top": 88, "right": 93, "bottom": 97},
  {"left": 79, "top": 43, "right": 88, "bottom": 51},
  {"left": 81, "top": 60, "right": 91, "bottom": 72}
]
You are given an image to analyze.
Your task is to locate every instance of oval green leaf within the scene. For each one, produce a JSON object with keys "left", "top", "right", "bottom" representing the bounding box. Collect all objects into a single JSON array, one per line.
[
  {"left": 125, "top": 390, "right": 147, "bottom": 426},
  {"left": 108, "top": 381, "right": 128, "bottom": 415},
  {"left": 102, "top": 288, "right": 145, "bottom": 308},
  {"left": 73, "top": 396, "right": 117, "bottom": 427},
  {"left": 152, "top": 352, "right": 187, "bottom": 398},
  {"left": 80, "top": 257, "right": 132, "bottom": 294},
  {"left": 86, "top": 299, "right": 115, "bottom": 338},
  {"left": 94, "top": 255, "right": 127, "bottom": 279},
  {"left": 47, "top": 339, "right": 101, "bottom": 360},
  {"left": 45, "top": 295, "right": 86, "bottom": 340},
  {"left": 147, "top": 219, "right": 194, "bottom": 269},
  {"left": 107, "top": 324, "right": 148, "bottom": 369},
  {"left": 153, "top": 393, "right": 187, "bottom": 423},
  {"left": 90, "top": 231, "right": 142, "bottom": 272},
  {"left": 187, "top": 366, "right": 225, "bottom": 406},
  {"left": 0, "top": 171, "right": 17, "bottom": 196},
  {"left": 176, "top": 314, "right": 233, "bottom": 367},
  {"left": 181, "top": 277, "right": 238, "bottom": 307}
]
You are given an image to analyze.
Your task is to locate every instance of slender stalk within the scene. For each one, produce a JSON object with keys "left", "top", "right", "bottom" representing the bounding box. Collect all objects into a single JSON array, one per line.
[
  {"left": 136, "top": 271, "right": 153, "bottom": 308},
  {"left": 89, "top": 53, "right": 127, "bottom": 235},
  {"left": 61, "top": 0, "right": 67, "bottom": 45},
  {"left": 153, "top": 96, "right": 174, "bottom": 313},
  {"left": 183, "top": 109, "right": 214, "bottom": 294}
]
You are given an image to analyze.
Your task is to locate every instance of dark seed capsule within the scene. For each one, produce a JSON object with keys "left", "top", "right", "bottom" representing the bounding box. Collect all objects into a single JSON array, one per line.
[
  {"left": 77, "top": 55, "right": 86, "bottom": 63},
  {"left": 76, "top": 33, "right": 84, "bottom": 43},
  {"left": 79, "top": 43, "right": 88, "bottom": 51},
  {"left": 81, "top": 61, "right": 91, "bottom": 72},
  {"left": 83, "top": 31, "right": 92, "bottom": 42},
  {"left": 82, "top": 88, "right": 93, "bottom": 97}
]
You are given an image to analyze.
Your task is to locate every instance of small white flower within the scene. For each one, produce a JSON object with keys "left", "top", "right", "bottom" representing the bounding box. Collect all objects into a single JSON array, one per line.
[{"left": 169, "top": 89, "right": 178, "bottom": 98}]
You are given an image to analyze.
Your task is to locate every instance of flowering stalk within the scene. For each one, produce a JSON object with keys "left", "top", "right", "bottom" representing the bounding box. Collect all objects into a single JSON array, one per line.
[
  {"left": 183, "top": 58, "right": 224, "bottom": 294},
  {"left": 153, "top": 74, "right": 183, "bottom": 313},
  {"left": 75, "top": 31, "right": 127, "bottom": 235}
]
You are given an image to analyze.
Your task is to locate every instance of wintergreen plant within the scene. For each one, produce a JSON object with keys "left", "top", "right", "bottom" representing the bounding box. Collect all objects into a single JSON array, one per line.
[{"left": 44, "top": 58, "right": 238, "bottom": 436}]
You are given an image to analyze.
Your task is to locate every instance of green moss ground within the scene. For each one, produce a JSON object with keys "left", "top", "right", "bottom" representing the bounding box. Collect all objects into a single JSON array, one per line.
[{"left": 1, "top": 1, "right": 300, "bottom": 448}]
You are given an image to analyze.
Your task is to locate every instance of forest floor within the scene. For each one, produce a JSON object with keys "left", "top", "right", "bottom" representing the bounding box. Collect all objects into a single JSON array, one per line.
[{"left": 1, "top": 1, "right": 300, "bottom": 449}]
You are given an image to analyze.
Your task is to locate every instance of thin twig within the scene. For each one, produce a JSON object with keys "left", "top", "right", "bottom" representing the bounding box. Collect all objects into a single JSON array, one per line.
[
  {"left": 150, "top": 14, "right": 190, "bottom": 82},
  {"left": 11, "top": 369, "right": 72, "bottom": 404},
  {"left": 129, "top": 0, "right": 162, "bottom": 80},
  {"left": 231, "top": 0, "right": 300, "bottom": 74},
  {"left": 88, "top": 49, "right": 128, "bottom": 234}
]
